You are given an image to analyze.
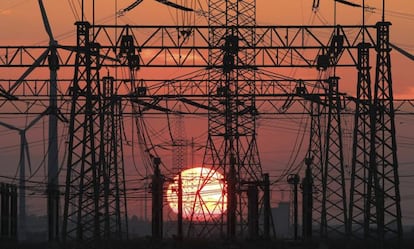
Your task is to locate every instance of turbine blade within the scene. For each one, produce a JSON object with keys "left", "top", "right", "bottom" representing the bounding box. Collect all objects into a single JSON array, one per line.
[
  {"left": 335, "top": 0, "right": 362, "bottom": 8},
  {"left": 390, "top": 43, "right": 414, "bottom": 61},
  {"left": 0, "top": 121, "right": 19, "bottom": 131},
  {"left": 8, "top": 49, "right": 49, "bottom": 94},
  {"left": 27, "top": 110, "right": 47, "bottom": 130},
  {"left": 38, "top": 0, "right": 55, "bottom": 42},
  {"left": 124, "top": 0, "right": 144, "bottom": 12},
  {"left": 118, "top": 0, "right": 144, "bottom": 16},
  {"left": 0, "top": 88, "right": 18, "bottom": 100},
  {"left": 155, "top": 0, "right": 194, "bottom": 12},
  {"left": 59, "top": 45, "right": 120, "bottom": 63},
  {"left": 24, "top": 136, "right": 33, "bottom": 175}
]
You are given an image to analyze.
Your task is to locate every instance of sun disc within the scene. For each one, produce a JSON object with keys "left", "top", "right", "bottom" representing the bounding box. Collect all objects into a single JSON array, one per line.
[{"left": 167, "top": 167, "right": 227, "bottom": 220}]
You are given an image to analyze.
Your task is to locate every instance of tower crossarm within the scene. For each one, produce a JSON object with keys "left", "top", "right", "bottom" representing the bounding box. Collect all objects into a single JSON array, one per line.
[
  {"left": 1, "top": 77, "right": 414, "bottom": 115},
  {"left": 0, "top": 25, "right": 377, "bottom": 69}
]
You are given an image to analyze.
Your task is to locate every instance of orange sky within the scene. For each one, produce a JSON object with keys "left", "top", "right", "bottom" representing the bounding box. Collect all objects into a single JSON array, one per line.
[{"left": 0, "top": 0, "right": 414, "bottom": 221}]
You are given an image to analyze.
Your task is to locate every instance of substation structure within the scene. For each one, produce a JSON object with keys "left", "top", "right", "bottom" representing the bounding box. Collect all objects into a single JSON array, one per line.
[
  {"left": 0, "top": 0, "right": 408, "bottom": 248},
  {"left": 0, "top": 183, "right": 17, "bottom": 241}
]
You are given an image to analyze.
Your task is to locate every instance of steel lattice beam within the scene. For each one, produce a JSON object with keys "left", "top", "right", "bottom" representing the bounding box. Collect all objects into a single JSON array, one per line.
[{"left": 0, "top": 9, "right": 406, "bottom": 244}]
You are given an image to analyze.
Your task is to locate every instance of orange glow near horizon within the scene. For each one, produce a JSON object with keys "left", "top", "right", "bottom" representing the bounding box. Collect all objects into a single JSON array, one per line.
[{"left": 166, "top": 167, "right": 227, "bottom": 220}]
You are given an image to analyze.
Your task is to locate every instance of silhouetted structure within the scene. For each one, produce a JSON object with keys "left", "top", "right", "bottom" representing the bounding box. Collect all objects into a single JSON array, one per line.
[
  {"left": 0, "top": 0, "right": 405, "bottom": 247},
  {"left": 0, "top": 183, "right": 17, "bottom": 241},
  {"left": 62, "top": 22, "right": 128, "bottom": 247}
]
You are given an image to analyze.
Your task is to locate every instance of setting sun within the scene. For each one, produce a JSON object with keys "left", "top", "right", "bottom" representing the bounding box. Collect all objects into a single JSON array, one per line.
[{"left": 167, "top": 167, "right": 227, "bottom": 220}]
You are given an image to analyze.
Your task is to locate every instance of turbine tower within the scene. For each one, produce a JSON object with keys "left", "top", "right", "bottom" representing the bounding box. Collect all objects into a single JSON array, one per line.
[{"left": 0, "top": 112, "right": 46, "bottom": 240}]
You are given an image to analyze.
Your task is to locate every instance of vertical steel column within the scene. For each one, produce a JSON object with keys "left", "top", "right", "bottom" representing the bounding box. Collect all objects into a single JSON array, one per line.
[
  {"left": 288, "top": 174, "right": 299, "bottom": 240},
  {"left": 47, "top": 38, "right": 60, "bottom": 242},
  {"left": 151, "top": 157, "right": 163, "bottom": 240},
  {"left": 307, "top": 100, "right": 324, "bottom": 239},
  {"left": 201, "top": 0, "right": 262, "bottom": 239},
  {"left": 321, "top": 77, "right": 348, "bottom": 238},
  {"left": 1, "top": 183, "right": 9, "bottom": 238},
  {"left": 227, "top": 161, "right": 236, "bottom": 239},
  {"left": 247, "top": 184, "right": 258, "bottom": 240},
  {"left": 18, "top": 132, "right": 26, "bottom": 240},
  {"left": 349, "top": 42, "right": 373, "bottom": 239},
  {"left": 63, "top": 21, "right": 103, "bottom": 246},
  {"left": 302, "top": 158, "right": 313, "bottom": 240},
  {"left": 263, "top": 174, "right": 271, "bottom": 239},
  {"left": 101, "top": 76, "right": 129, "bottom": 240},
  {"left": 177, "top": 173, "right": 183, "bottom": 241},
  {"left": 0, "top": 184, "right": 17, "bottom": 241},
  {"left": 372, "top": 21, "right": 402, "bottom": 247},
  {"left": 10, "top": 185, "right": 17, "bottom": 241}
]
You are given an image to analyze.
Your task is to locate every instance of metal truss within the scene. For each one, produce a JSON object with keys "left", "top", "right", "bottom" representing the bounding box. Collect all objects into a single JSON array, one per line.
[
  {"left": 101, "top": 76, "right": 129, "bottom": 240},
  {"left": 321, "top": 76, "right": 348, "bottom": 238},
  {"left": 0, "top": 7, "right": 406, "bottom": 243},
  {"left": 371, "top": 22, "right": 402, "bottom": 247},
  {"left": 0, "top": 25, "right": 378, "bottom": 69},
  {"left": 307, "top": 96, "right": 325, "bottom": 239},
  {"left": 62, "top": 22, "right": 127, "bottom": 246},
  {"left": 349, "top": 42, "right": 374, "bottom": 239},
  {"left": 192, "top": 0, "right": 263, "bottom": 239}
]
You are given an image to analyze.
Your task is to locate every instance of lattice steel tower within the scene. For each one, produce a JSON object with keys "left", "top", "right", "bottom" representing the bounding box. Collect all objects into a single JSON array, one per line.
[
  {"left": 62, "top": 22, "right": 128, "bottom": 246},
  {"left": 349, "top": 42, "right": 374, "bottom": 239},
  {"left": 191, "top": 0, "right": 264, "bottom": 238},
  {"left": 321, "top": 76, "right": 348, "bottom": 238},
  {"left": 372, "top": 21, "right": 402, "bottom": 246}
]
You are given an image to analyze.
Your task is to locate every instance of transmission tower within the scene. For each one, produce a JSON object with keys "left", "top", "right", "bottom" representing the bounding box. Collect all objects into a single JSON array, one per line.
[
  {"left": 321, "top": 76, "right": 348, "bottom": 238},
  {"left": 102, "top": 76, "right": 129, "bottom": 240},
  {"left": 0, "top": 1, "right": 407, "bottom": 246},
  {"left": 311, "top": 25, "right": 350, "bottom": 239},
  {"left": 305, "top": 99, "right": 324, "bottom": 239},
  {"left": 62, "top": 22, "right": 128, "bottom": 246},
  {"left": 172, "top": 107, "right": 187, "bottom": 172},
  {"left": 191, "top": 0, "right": 264, "bottom": 239},
  {"left": 371, "top": 21, "right": 402, "bottom": 246},
  {"left": 349, "top": 42, "right": 374, "bottom": 239},
  {"left": 171, "top": 107, "right": 186, "bottom": 239}
]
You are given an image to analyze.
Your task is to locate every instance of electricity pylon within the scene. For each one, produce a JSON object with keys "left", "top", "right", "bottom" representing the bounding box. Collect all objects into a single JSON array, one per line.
[
  {"left": 62, "top": 22, "right": 128, "bottom": 246},
  {"left": 194, "top": 0, "right": 264, "bottom": 239}
]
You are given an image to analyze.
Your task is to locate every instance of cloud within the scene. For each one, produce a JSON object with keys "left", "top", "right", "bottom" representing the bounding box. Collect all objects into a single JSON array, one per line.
[{"left": 0, "top": 9, "right": 13, "bottom": 16}]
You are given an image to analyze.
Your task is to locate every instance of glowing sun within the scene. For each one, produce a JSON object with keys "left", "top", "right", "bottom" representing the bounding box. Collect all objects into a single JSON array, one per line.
[{"left": 166, "top": 167, "right": 227, "bottom": 220}]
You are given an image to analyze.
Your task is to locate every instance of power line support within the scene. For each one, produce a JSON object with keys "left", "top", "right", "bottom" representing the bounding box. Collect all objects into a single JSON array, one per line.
[
  {"left": 63, "top": 21, "right": 102, "bottom": 246},
  {"left": 307, "top": 100, "right": 324, "bottom": 240},
  {"left": 263, "top": 173, "right": 271, "bottom": 240},
  {"left": 302, "top": 157, "right": 313, "bottom": 241},
  {"left": 349, "top": 42, "right": 374, "bottom": 240},
  {"left": 177, "top": 173, "right": 183, "bottom": 241},
  {"left": 372, "top": 21, "right": 403, "bottom": 248},
  {"left": 288, "top": 174, "right": 300, "bottom": 241},
  {"left": 0, "top": 183, "right": 18, "bottom": 241},
  {"left": 47, "top": 36, "right": 60, "bottom": 242},
  {"left": 63, "top": 21, "right": 128, "bottom": 247},
  {"left": 151, "top": 157, "right": 163, "bottom": 240},
  {"left": 199, "top": 0, "right": 263, "bottom": 239},
  {"left": 247, "top": 184, "right": 259, "bottom": 240},
  {"left": 321, "top": 76, "right": 348, "bottom": 238}
]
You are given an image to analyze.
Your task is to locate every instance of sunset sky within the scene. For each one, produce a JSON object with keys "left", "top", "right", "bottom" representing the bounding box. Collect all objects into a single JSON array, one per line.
[{"left": 0, "top": 0, "right": 414, "bottom": 226}]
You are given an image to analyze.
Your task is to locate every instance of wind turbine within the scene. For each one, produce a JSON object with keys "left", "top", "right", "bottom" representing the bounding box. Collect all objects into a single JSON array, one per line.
[
  {"left": 37, "top": 0, "right": 61, "bottom": 241},
  {"left": 3, "top": 0, "right": 61, "bottom": 241},
  {"left": 0, "top": 111, "right": 47, "bottom": 241}
]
